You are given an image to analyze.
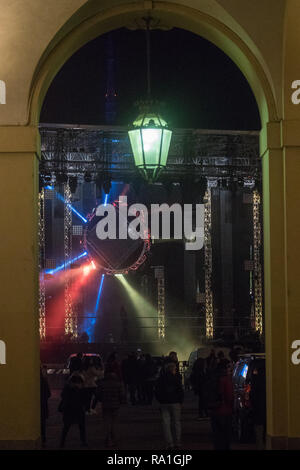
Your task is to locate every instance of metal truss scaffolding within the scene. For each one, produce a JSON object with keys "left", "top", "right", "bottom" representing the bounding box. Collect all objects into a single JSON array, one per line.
[
  {"left": 38, "top": 189, "right": 46, "bottom": 339},
  {"left": 156, "top": 266, "right": 166, "bottom": 340},
  {"left": 40, "top": 125, "right": 261, "bottom": 181},
  {"left": 253, "top": 189, "right": 263, "bottom": 335},
  {"left": 64, "top": 183, "right": 77, "bottom": 337},
  {"left": 204, "top": 189, "right": 214, "bottom": 339}
]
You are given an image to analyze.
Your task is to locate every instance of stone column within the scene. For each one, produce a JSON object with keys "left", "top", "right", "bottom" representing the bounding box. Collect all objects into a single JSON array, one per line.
[
  {"left": 262, "top": 120, "right": 300, "bottom": 448},
  {"left": 0, "top": 126, "right": 40, "bottom": 448}
]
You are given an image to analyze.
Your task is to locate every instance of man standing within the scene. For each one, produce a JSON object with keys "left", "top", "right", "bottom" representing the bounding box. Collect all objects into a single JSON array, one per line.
[
  {"left": 155, "top": 362, "right": 184, "bottom": 450},
  {"left": 209, "top": 360, "right": 234, "bottom": 450}
]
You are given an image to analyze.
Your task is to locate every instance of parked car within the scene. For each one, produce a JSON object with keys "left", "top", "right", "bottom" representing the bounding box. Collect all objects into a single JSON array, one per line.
[{"left": 232, "top": 353, "right": 266, "bottom": 442}]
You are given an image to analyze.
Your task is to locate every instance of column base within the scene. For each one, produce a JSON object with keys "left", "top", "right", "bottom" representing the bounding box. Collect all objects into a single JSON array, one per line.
[
  {"left": 267, "top": 435, "right": 300, "bottom": 450},
  {"left": 0, "top": 438, "right": 40, "bottom": 450}
]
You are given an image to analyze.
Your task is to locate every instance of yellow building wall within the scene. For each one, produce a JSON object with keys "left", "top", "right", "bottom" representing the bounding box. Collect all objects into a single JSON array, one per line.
[{"left": 0, "top": 127, "right": 40, "bottom": 447}]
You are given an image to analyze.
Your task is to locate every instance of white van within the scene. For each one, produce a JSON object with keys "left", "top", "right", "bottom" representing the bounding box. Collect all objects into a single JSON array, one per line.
[{"left": 184, "top": 346, "right": 231, "bottom": 387}]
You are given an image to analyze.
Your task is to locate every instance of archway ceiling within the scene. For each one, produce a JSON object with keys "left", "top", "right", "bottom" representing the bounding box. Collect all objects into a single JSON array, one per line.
[{"left": 0, "top": 0, "right": 285, "bottom": 125}]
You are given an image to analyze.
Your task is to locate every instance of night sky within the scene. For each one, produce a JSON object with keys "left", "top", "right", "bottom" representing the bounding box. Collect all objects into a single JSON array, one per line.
[{"left": 41, "top": 27, "right": 261, "bottom": 130}]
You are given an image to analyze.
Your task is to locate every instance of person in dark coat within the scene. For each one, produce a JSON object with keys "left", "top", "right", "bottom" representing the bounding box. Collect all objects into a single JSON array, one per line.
[
  {"left": 82, "top": 356, "right": 103, "bottom": 414},
  {"left": 98, "top": 370, "right": 125, "bottom": 447},
  {"left": 136, "top": 352, "right": 146, "bottom": 404},
  {"left": 105, "top": 352, "right": 122, "bottom": 381},
  {"left": 124, "top": 352, "right": 139, "bottom": 405},
  {"left": 210, "top": 360, "right": 234, "bottom": 450},
  {"left": 206, "top": 349, "right": 217, "bottom": 371},
  {"left": 250, "top": 363, "right": 266, "bottom": 449},
  {"left": 155, "top": 362, "right": 184, "bottom": 450},
  {"left": 40, "top": 365, "right": 51, "bottom": 445},
  {"left": 190, "top": 357, "right": 208, "bottom": 419},
  {"left": 163, "top": 351, "right": 180, "bottom": 374},
  {"left": 142, "top": 354, "right": 158, "bottom": 405},
  {"left": 69, "top": 352, "right": 83, "bottom": 376},
  {"left": 121, "top": 354, "right": 130, "bottom": 395},
  {"left": 59, "top": 375, "right": 87, "bottom": 448}
]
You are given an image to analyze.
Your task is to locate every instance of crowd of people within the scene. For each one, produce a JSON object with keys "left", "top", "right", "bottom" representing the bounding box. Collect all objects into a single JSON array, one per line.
[{"left": 40, "top": 347, "right": 265, "bottom": 450}]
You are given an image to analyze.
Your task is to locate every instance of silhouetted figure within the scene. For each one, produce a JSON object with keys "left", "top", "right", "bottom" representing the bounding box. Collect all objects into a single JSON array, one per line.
[
  {"left": 82, "top": 356, "right": 103, "bottom": 414},
  {"left": 209, "top": 360, "right": 234, "bottom": 450},
  {"left": 132, "top": 349, "right": 144, "bottom": 404},
  {"left": 105, "top": 352, "right": 122, "bottom": 381},
  {"left": 142, "top": 354, "right": 158, "bottom": 405},
  {"left": 69, "top": 352, "right": 83, "bottom": 376},
  {"left": 121, "top": 354, "right": 130, "bottom": 393},
  {"left": 190, "top": 357, "right": 208, "bottom": 419},
  {"left": 229, "top": 347, "right": 240, "bottom": 364},
  {"left": 98, "top": 370, "right": 125, "bottom": 447},
  {"left": 59, "top": 375, "right": 87, "bottom": 448},
  {"left": 207, "top": 349, "right": 217, "bottom": 371},
  {"left": 124, "top": 352, "right": 139, "bottom": 405},
  {"left": 217, "top": 350, "right": 225, "bottom": 364},
  {"left": 163, "top": 351, "right": 180, "bottom": 375},
  {"left": 155, "top": 362, "right": 184, "bottom": 450},
  {"left": 250, "top": 363, "right": 266, "bottom": 449}
]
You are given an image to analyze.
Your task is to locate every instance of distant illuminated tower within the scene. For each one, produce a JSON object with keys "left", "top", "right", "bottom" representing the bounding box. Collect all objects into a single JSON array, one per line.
[{"left": 105, "top": 33, "right": 117, "bottom": 124}]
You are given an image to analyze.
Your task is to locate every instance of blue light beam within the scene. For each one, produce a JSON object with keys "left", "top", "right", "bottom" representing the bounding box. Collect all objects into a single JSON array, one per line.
[
  {"left": 45, "top": 186, "right": 88, "bottom": 223},
  {"left": 45, "top": 251, "right": 88, "bottom": 274},
  {"left": 94, "top": 274, "right": 105, "bottom": 313}
]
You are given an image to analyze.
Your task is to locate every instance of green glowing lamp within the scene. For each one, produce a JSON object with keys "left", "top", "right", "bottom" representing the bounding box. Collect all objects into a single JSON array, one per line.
[
  {"left": 128, "top": 17, "right": 172, "bottom": 181},
  {"left": 128, "top": 108, "right": 172, "bottom": 181}
]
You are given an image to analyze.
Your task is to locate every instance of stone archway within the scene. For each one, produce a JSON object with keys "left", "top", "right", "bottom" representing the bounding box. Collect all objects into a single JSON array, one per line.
[
  {"left": 29, "top": 0, "right": 280, "bottom": 448},
  {"left": 29, "top": 2, "right": 277, "bottom": 126},
  {"left": 1, "top": 0, "right": 299, "bottom": 449}
]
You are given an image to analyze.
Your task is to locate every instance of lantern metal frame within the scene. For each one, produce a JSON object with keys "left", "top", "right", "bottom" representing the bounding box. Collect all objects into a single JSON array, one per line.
[
  {"left": 128, "top": 17, "right": 172, "bottom": 181},
  {"left": 128, "top": 102, "right": 172, "bottom": 181}
]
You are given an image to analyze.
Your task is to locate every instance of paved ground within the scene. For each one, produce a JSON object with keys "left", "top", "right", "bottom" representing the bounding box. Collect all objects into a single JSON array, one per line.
[{"left": 44, "top": 388, "right": 256, "bottom": 451}]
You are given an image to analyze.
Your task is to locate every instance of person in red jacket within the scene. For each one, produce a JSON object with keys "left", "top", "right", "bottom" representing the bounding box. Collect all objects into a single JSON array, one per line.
[{"left": 210, "top": 359, "right": 234, "bottom": 450}]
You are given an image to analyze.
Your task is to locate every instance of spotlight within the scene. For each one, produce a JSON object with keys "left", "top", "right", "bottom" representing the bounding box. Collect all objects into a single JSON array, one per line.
[
  {"left": 43, "top": 171, "right": 52, "bottom": 185},
  {"left": 39, "top": 171, "right": 52, "bottom": 191},
  {"left": 83, "top": 265, "right": 91, "bottom": 276},
  {"left": 44, "top": 273, "right": 54, "bottom": 280},
  {"left": 56, "top": 172, "right": 68, "bottom": 184},
  {"left": 103, "top": 178, "right": 112, "bottom": 194},
  {"left": 84, "top": 171, "right": 92, "bottom": 183},
  {"left": 69, "top": 176, "right": 78, "bottom": 194}
]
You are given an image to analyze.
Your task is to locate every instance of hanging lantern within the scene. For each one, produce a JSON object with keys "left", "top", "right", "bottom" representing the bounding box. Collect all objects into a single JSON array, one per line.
[
  {"left": 128, "top": 104, "right": 172, "bottom": 181},
  {"left": 128, "top": 18, "right": 172, "bottom": 181}
]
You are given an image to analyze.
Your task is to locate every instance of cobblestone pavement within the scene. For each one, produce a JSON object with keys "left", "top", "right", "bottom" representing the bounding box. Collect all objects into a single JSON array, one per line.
[{"left": 43, "top": 389, "right": 256, "bottom": 451}]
